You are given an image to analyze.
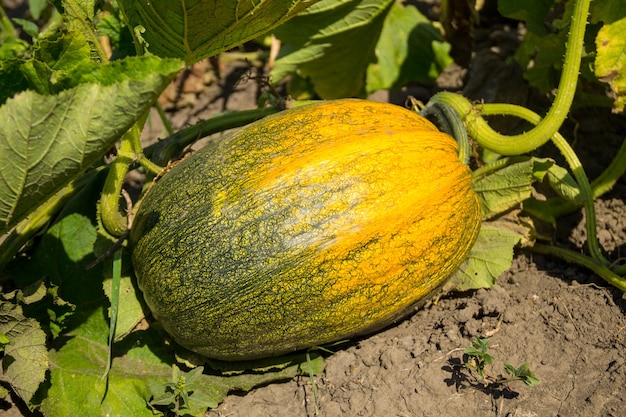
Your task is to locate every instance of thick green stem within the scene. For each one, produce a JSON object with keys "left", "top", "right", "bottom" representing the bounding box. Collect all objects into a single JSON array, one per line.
[
  {"left": 419, "top": 101, "right": 470, "bottom": 165},
  {"left": 529, "top": 244, "right": 626, "bottom": 292},
  {"left": 99, "top": 121, "right": 155, "bottom": 237},
  {"left": 478, "top": 102, "right": 606, "bottom": 266},
  {"left": 99, "top": 141, "right": 134, "bottom": 237},
  {"left": 431, "top": 0, "right": 590, "bottom": 155},
  {"left": 144, "top": 106, "right": 281, "bottom": 166}
]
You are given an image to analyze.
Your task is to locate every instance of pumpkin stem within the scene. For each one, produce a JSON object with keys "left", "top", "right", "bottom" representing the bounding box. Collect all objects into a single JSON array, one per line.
[
  {"left": 428, "top": 0, "right": 591, "bottom": 156},
  {"left": 418, "top": 101, "right": 471, "bottom": 165},
  {"left": 477, "top": 102, "right": 607, "bottom": 270}
]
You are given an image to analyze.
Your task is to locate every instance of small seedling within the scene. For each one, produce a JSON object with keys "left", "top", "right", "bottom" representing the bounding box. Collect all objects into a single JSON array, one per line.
[
  {"left": 463, "top": 337, "right": 493, "bottom": 381},
  {"left": 503, "top": 362, "right": 540, "bottom": 387},
  {"left": 148, "top": 365, "right": 208, "bottom": 416},
  {"left": 461, "top": 337, "right": 539, "bottom": 392}
]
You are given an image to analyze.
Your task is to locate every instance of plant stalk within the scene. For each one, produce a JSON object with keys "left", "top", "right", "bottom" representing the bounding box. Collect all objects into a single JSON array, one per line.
[
  {"left": 478, "top": 102, "right": 606, "bottom": 266},
  {"left": 430, "top": 0, "right": 591, "bottom": 155},
  {"left": 144, "top": 106, "right": 282, "bottom": 166},
  {"left": 529, "top": 243, "right": 626, "bottom": 292}
]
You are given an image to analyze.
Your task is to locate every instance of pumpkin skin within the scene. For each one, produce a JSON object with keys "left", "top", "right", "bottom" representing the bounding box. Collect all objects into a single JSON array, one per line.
[{"left": 130, "top": 99, "right": 481, "bottom": 361}]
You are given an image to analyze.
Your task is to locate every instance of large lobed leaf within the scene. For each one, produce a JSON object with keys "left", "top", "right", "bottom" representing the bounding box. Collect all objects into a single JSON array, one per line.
[
  {"left": 41, "top": 304, "right": 325, "bottom": 416},
  {"left": 0, "top": 56, "right": 183, "bottom": 235},
  {"left": 366, "top": 1, "right": 452, "bottom": 93},
  {"left": 448, "top": 156, "right": 583, "bottom": 291},
  {"left": 272, "top": 0, "right": 394, "bottom": 98},
  {"left": 446, "top": 225, "right": 522, "bottom": 291},
  {"left": 117, "top": 0, "right": 320, "bottom": 64}
]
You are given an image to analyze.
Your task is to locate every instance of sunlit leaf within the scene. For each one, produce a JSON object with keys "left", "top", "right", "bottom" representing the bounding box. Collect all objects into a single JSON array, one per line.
[
  {"left": 472, "top": 157, "right": 554, "bottom": 219},
  {"left": 366, "top": 1, "right": 452, "bottom": 93},
  {"left": 41, "top": 304, "right": 324, "bottom": 416},
  {"left": 446, "top": 225, "right": 522, "bottom": 291},
  {"left": 594, "top": 15, "right": 626, "bottom": 113},
  {"left": 0, "top": 56, "right": 183, "bottom": 235},
  {"left": 103, "top": 273, "right": 145, "bottom": 342},
  {"left": 117, "top": 0, "right": 319, "bottom": 64},
  {"left": 272, "top": 0, "right": 394, "bottom": 99}
]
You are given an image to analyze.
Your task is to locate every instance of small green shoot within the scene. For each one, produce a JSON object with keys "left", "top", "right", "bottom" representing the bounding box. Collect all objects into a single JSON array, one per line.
[
  {"left": 460, "top": 337, "right": 539, "bottom": 393},
  {"left": 463, "top": 337, "right": 493, "bottom": 380},
  {"left": 148, "top": 365, "right": 207, "bottom": 416},
  {"left": 503, "top": 363, "right": 540, "bottom": 387}
]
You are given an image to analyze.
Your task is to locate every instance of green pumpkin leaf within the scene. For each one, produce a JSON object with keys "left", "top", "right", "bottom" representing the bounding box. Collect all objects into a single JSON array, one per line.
[
  {"left": 20, "top": 28, "right": 94, "bottom": 95},
  {"left": 42, "top": 304, "right": 324, "bottom": 416},
  {"left": 272, "top": 0, "right": 394, "bottom": 99},
  {"left": 365, "top": 1, "right": 452, "bottom": 93},
  {"left": 0, "top": 55, "right": 183, "bottom": 235},
  {"left": 542, "top": 163, "right": 583, "bottom": 203},
  {"left": 446, "top": 225, "right": 522, "bottom": 291},
  {"left": 103, "top": 273, "right": 145, "bottom": 342},
  {"left": 117, "top": 0, "right": 319, "bottom": 64},
  {"left": 497, "top": 0, "right": 554, "bottom": 35},
  {"left": 0, "top": 299, "right": 48, "bottom": 406},
  {"left": 498, "top": 0, "right": 576, "bottom": 94},
  {"left": 42, "top": 309, "right": 162, "bottom": 416},
  {"left": 473, "top": 157, "right": 555, "bottom": 219}
]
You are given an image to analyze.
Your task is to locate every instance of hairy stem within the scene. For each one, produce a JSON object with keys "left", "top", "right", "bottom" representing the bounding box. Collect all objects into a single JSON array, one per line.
[
  {"left": 530, "top": 244, "right": 626, "bottom": 292},
  {"left": 430, "top": 0, "right": 591, "bottom": 155},
  {"left": 478, "top": 103, "right": 606, "bottom": 266},
  {"left": 144, "top": 106, "right": 281, "bottom": 166},
  {"left": 99, "top": 123, "right": 147, "bottom": 237}
]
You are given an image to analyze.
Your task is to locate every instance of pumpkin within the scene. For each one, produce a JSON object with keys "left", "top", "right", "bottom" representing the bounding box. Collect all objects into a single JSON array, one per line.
[{"left": 129, "top": 99, "right": 481, "bottom": 361}]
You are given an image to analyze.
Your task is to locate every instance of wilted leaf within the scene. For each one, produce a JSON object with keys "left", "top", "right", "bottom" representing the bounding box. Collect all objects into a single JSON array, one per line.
[
  {"left": 272, "top": 0, "right": 394, "bottom": 99},
  {"left": 0, "top": 300, "right": 48, "bottom": 405},
  {"left": 366, "top": 2, "right": 452, "bottom": 93},
  {"left": 0, "top": 55, "right": 183, "bottom": 235},
  {"left": 594, "top": 16, "right": 626, "bottom": 113},
  {"left": 446, "top": 225, "right": 522, "bottom": 291},
  {"left": 118, "top": 0, "right": 319, "bottom": 64}
]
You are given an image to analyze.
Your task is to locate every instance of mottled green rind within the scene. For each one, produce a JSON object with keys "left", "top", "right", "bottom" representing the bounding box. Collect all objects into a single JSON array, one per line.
[{"left": 130, "top": 99, "right": 481, "bottom": 360}]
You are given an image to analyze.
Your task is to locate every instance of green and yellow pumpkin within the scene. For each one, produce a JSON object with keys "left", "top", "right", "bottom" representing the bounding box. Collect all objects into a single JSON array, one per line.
[{"left": 130, "top": 99, "right": 481, "bottom": 360}]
